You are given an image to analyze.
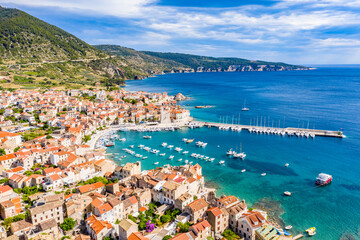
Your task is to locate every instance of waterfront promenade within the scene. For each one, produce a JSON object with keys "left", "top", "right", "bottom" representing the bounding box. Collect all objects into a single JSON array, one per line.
[{"left": 193, "top": 121, "right": 344, "bottom": 138}]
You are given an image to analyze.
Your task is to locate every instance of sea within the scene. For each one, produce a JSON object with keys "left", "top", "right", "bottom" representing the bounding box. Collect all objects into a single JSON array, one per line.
[{"left": 105, "top": 66, "right": 360, "bottom": 240}]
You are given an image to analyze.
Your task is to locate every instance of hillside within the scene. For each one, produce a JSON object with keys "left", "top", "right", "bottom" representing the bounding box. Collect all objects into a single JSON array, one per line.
[
  {"left": 96, "top": 45, "right": 308, "bottom": 73},
  {"left": 0, "top": 6, "right": 150, "bottom": 89}
]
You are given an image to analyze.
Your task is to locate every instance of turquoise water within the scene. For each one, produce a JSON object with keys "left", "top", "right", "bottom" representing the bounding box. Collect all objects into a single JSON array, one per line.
[{"left": 108, "top": 67, "right": 360, "bottom": 239}]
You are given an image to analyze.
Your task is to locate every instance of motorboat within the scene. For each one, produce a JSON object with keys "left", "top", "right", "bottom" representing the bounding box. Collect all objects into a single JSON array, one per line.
[
  {"left": 167, "top": 145, "right": 174, "bottom": 149},
  {"left": 154, "top": 162, "right": 159, "bottom": 165},
  {"left": 261, "top": 173, "right": 266, "bottom": 176},
  {"left": 161, "top": 142, "right": 168, "bottom": 147},
  {"left": 186, "top": 139, "right": 194, "bottom": 143},
  {"left": 174, "top": 147, "right": 183, "bottom": 152},
  {"left": 151, "top": 149, "right": 159, "bottom": 154},
  {"left": 284, "top": 191, "right": 292, "bottom": 196},
  {"left": 209, "top": 158, "right": 215, "bottom": 162},
  {"left": 142, "top": 156, "right": 147, "bottom": 160},
  {"left": 143, "top": 135, "right": 152, "bottom": 139},
  {"left": 219, "top": 160, "right": 225, "bottom": 165},
  {"left": 241, "top": 169, "right": 246, "bottom": 173},
  {"left": 315, "top": 173, "right": 332, "bottom": 185},
  {"left": 105, "top": 142, "right": 115, "bottom": 147},
  {"left": 182, "top": 151, "right": 189, "bottom": 154},
  {"left": 178, "top": 158, "right": 183, "bottom": 162},
  {"left": 182, "top": 138, "right": 188, "bottom": 142},
  {"left": 306, "top": 227, "right": 316, "bottom": 236},
  {"left": 119, "top": 138, "right": 126, "bottom": 142},
  {"left": 285, "top": 163, "right": 289, "bottom": 167},
  {"left": 160, "top": 153, "right": 166, "bottom": 156},
  {"left": 285, "top": 225, "right": 292, "bottom": 230},
  {"left": 185, "top": 160, "right": 188, "bottom": 163},
  {"left": 168, "top": 155, "right": 174, "bottom": 160}
]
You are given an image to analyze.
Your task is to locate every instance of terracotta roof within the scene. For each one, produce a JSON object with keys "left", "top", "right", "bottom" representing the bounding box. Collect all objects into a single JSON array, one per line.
[
  {"left": 207, "top": 207, "right": 223, "bottom": 217},
  {"left": 128, "top": 232, "right": 149, "bottom": 240},
  {"left": 186, "top": 198, "right": 208, "bottom": 212},
  {"left": 78, "top": 182, "right": 104, "bottom": 194}
]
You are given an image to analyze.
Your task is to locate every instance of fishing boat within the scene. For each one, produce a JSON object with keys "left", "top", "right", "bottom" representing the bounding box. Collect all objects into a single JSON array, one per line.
[
  {"left": 186, "top": 139, "right": 194, "bottom": 143},
  {"left": 285, "top": 163, "right": 289, "bottom": 167},
  {"left": 285, "top": 225, "right": 292, "bottom": 230},
  {"left": 315, "top": 173, "right": 332, "bottom": 185},
  {"left": 219, "top": 160, "right": 225, "bottom": 165},
  {"left": 261, "top": 173, "right": 267, "bottom": 176},
  {"left": 284, "top": 191, "right": 292, "bottom": 196},
  {"left": 143, "top": 135, "right": 152, "bottom": 139},
  {"left": 241, "top": 169, "right": 246, "bottom": 173},
  {"left": 306, "top": 227, "right": 316, "bottom": 236},
  {"left": 161, "top": 142, "right": 168, "bottom": 147}
]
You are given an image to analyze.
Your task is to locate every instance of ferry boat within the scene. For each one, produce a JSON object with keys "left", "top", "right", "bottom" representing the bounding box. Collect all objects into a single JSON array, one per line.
[
  {"left": 143, "top": 135, "right": 152, "bottom": 139},
  {"left": 315, "top": 173, "right": 332, "bottom": 185}
]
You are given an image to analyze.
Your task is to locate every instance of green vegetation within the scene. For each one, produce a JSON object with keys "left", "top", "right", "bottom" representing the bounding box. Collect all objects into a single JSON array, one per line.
[
  {"left": 0, "top": 178, "right": 9, "bottom": 184},
  {"left": 0, "top": 148, "right": 6, "bottom": 156},
  {"left": 222, "top": 229, "right": 241, "bottom": 240},
  {"left": 59, "top": 218, "right": 76, "bottom": 231},
  {"left": 21, "top": 129, "right": 47, "bottom": 141},
  {"left": 61, "top": 236, "right": 70, "bottom": 240},
  {"left": 83, "top": 135, "right": 91, "bottom": 143},
  {"left": 177, "top": 222, "right": 191, "bottom": 233},
  {"left": 2, "top": 213, "right": 27, "bottom": 229},
  {"left": 77, "top": 176, "right": 110, "bottom": 186},
  {"left": 162, "top": 236, "right": 172, "bottom": 240}
]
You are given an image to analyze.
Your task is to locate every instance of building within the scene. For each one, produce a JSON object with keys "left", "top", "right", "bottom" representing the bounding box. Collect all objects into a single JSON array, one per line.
[
  {"left": 0, "top": 197, "right": 21, "bottom": 219},
  {"left": 207, "top": 207, "right": 229, "bottom": 235},
  {"left": 185, "top": 198, "right": 209, "bottom": 223},
  {"left": 85, "top": 215, "right": 113, "bottom": 240},
  {"left": 117, "top": 218, "right": 138, "bottom": 240},
  {"left": 78, "top": 182, "right": 104, "bottom": 195},
  {"left": 128, "top": 232, "right": 150, "bottom": 240},
  {"left": 236, "top": 211, "right": 268, "bottom": 240},
  {"left": 114, "top": 162, "right": 141, "bottom": 180},
  {"left": 189, "top": 220, "right": 212, "bottom": 240},
  {"left": 28, "top": 200, "right": 64, "bottom": 225}
]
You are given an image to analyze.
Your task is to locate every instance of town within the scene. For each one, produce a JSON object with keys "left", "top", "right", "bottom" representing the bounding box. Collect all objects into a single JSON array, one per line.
[{"left": 0, "top": 89, "right": 292, "bottom": 240}]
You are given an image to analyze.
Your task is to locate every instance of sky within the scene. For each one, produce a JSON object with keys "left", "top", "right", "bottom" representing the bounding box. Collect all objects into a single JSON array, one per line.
[{"left": 1, "top": 0, "right": 360, "bottom": 64}]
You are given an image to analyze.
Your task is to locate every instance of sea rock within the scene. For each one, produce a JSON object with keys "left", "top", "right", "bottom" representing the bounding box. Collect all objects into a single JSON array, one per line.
[{"left": 175, "top": 93, "right": 186, "bottom": 101}]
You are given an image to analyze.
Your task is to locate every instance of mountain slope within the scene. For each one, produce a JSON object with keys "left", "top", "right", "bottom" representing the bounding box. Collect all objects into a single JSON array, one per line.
[{"left": 0, "top": 6, "right": 150, "bottom": 89}]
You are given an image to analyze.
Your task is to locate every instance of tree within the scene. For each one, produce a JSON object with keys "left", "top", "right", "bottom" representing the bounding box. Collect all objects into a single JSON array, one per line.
[
  {"left": 14, "top": 146, "right": 20, "bottom": 152},
  {"left": 0, "top": 148, "right": 6, "bottom": 156},
  {"left": 83, "top": 135, "right": 91, "bottom": 143},
  {"left": 177, "top": 222, "right": 191, "bottom": 233},
  {"left": 160, "top": 214, "right": 171, "bottom": 223},
  {"left": 128, "top": 214, "right": 137, "bottom": 223},
  {"left": 221, "top": 229, "right": 241, "bottom": 240},
  {"left": 138, "top": 220, "right": 147, "bottom": 230},
  {"left": 59, "top": 218, "right": 76, "bottom": 231},
  {"left": 162, "top": 236, "right": 172, "bottom": 240}
]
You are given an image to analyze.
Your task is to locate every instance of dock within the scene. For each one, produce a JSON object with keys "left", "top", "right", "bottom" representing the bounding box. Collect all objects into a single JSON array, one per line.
[
  {"left": 293, "top": 234, "right": 303, "bottom": 239},
  {"left": 193, "top": 121, "right": 344, "bottom": 138}
]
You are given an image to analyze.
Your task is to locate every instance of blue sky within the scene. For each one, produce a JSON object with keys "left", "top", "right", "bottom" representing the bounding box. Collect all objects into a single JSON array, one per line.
[{"left": 1, "top": 0, "right": 360, "bottom": 64}]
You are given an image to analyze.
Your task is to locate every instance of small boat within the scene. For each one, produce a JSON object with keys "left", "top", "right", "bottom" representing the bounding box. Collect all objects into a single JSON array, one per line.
[
  {"left": 119, "top": 138, "right": 126, "bottom": 142},
  {"left": 138, "top": 144, "right": 144, "bottom": 148},
  {"left": 178, "top": 158, "right": 183, "bottom": 162},
  {"left": 186, "top": 139, "right": 194, "bottom": 143},
  {"left": 159, "top": 153, "right": 166, "bottom": 156},
  {"left": 285, "top": 225, "right": 293, "bottom": 230},
  {"left": 227, "top": 149, "right": 235, "bottom": 155},
  {"left": 209, "top": 158, "right": 215, "bottom": 162},
  {"left": 284, "top": 191, "right": 291, "bottom": 196},
  {"left": 105, "top": 142, "right": 115, "bottom": 147},
  {"left": 241, "top": 99, "right": 249, "bottom": 111},
  {"left": 182, "top": 151, "right": 189, "bottom": 154},
  {"left": 168, "top": 155, "right": 174, "bottom": 160},
  {"left": 241, "top": 169, "right": 246, "bottom": 173},
  {"left": 285, "top": 163, "right": 289, "bottom": 167},
  {"left": 182, "top": 138, "right": 188, "bottom": 142},
  {"left": 154, "top": 162, "right": 159, "bottom": 165},
  {"left": 306, "top": 227, "right": 316, "bottom": 236},
  {"left": 261, "top": 173, "right": 266, "bottom": 176},
  {"left": 167, "top": 145, "right": 174, "bottom": 149},
  {"left": 142, "top": 156, "right": 148, "bottom": 160},
  {"left": 184, "top": 159, "right": 188, "bottom": 163},
  {"left": 143, "top": 135, "right": 152, "bottom": 139},
  {"left": 174, "top": 147, "right": 183, "bottom": 152},
  {"left": 189, "top": 161, "right": 193, "bottom": 164},
  {"left": 161, "top": 142, "right": 168, "bottom": 147},
  {"left": 129, "top": 145, "right": 134, "bottom": 148},
  {"left": 315, "top": 173, "right": 332, "bottom": 185},
  {"left": 219, "top": 160, "right": 225, "bottom": 165},
  {"left": 217, "top": 145, "right": 220, "bottom": 148}
]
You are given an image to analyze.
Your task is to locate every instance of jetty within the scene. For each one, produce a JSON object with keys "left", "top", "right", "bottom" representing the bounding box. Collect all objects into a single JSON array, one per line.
[{"left": 193, "top": 121, "right": 344, "bottom": 138}]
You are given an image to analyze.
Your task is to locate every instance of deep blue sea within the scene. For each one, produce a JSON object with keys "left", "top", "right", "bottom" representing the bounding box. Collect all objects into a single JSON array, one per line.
[{"left": 107, "top": 66, "right": 360, "bottom": 239}]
